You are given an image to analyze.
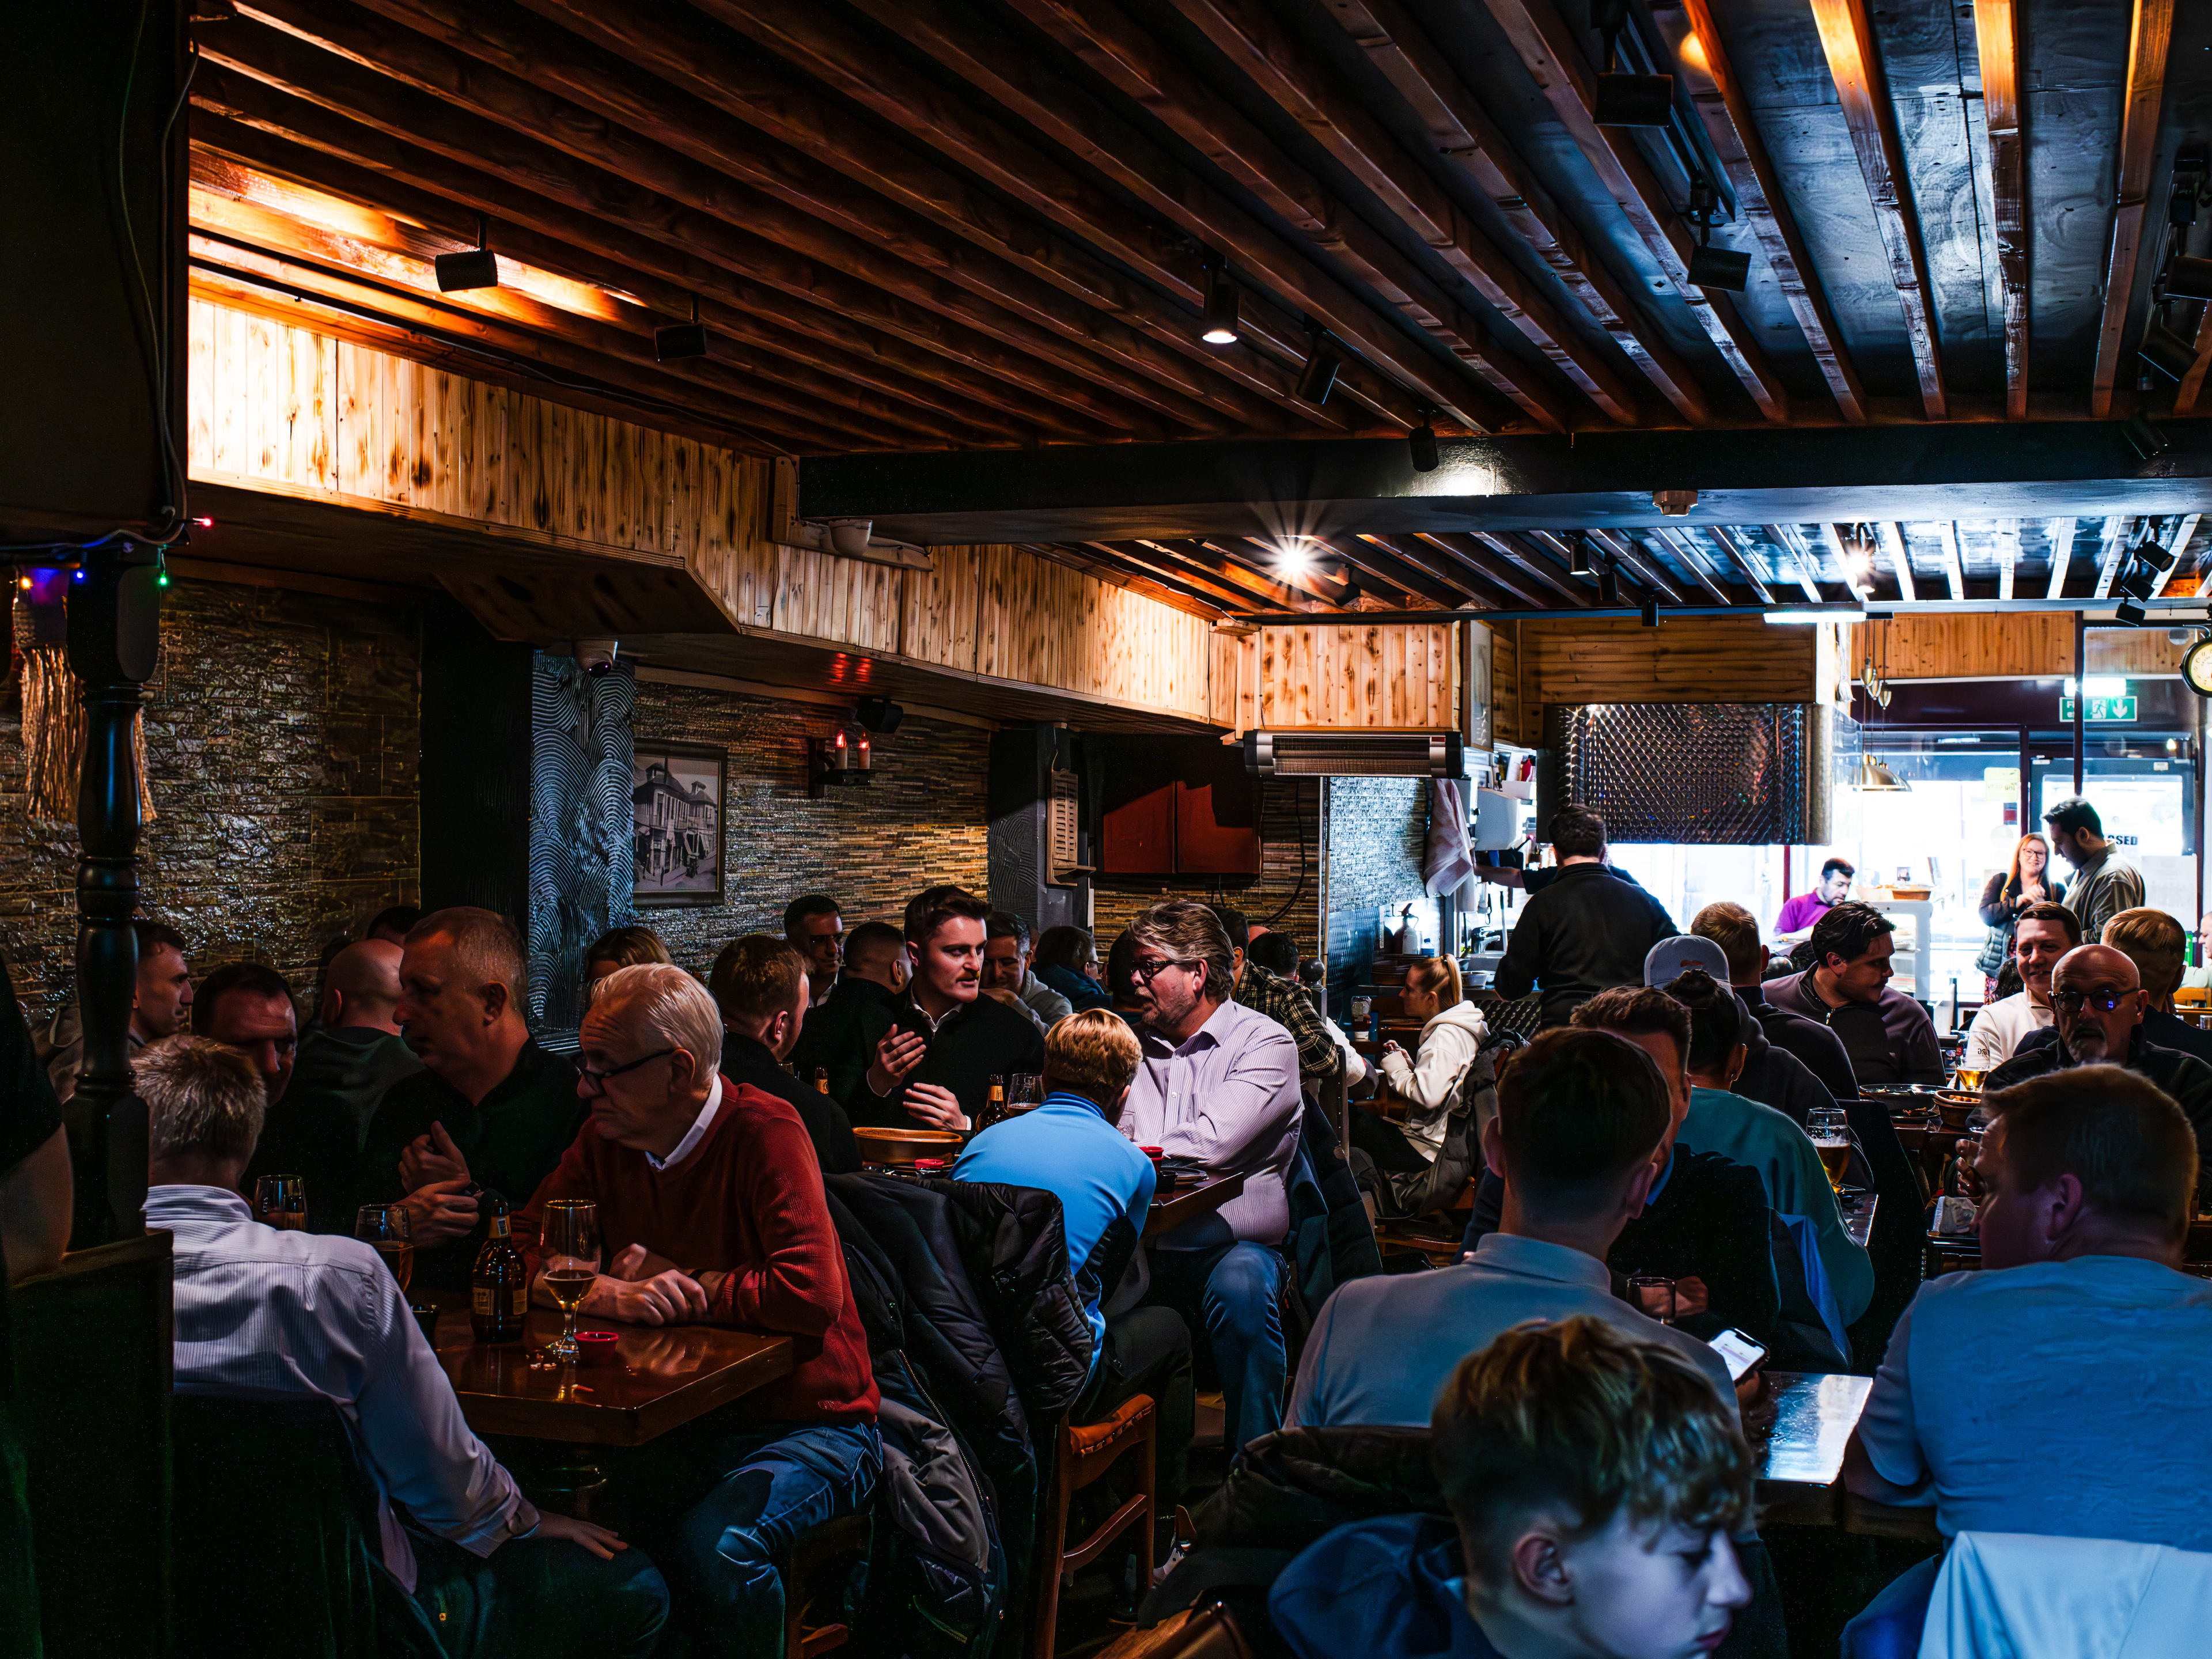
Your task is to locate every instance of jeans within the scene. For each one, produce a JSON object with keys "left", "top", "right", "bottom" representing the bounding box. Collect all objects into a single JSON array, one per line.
[
  {"left": 1146, "top": 1242, "right": 1287, "bottom": 1457},
  {"left": 1840, "top": 1555, "right": 1940, "bottom": 1659},
  {"left": 1076, "top": 1304, "right": 1195, "bottom": 1505},
  {"left": 408, "top": 1523, "right": 670, "bottom": 1659},
  {"left": 657, "top": 1418, "right": 882, "bottom": 1659}
]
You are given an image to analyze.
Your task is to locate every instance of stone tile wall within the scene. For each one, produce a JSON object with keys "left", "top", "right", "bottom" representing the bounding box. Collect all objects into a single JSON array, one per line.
[
  {"left": 1323, "top": 775, "right": 1430, "bottom": 1006},
  {"left": 628, "top": 679, "right": 991, "bottom": 977},
  {"left": 0, "top": 578, "right": 421, "bottom": 1017}
]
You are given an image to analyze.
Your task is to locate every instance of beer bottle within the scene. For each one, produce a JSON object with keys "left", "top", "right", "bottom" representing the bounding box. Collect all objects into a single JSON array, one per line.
[
  {"left": 813, "top": 1067, "right": 830, "bottom": 1093},
  {"left": 470, "top": 1192, "right": 529, "bottom": 1344},
  {"left": 978, "top": 1073, "right": 1007, "bottom": 1133}
]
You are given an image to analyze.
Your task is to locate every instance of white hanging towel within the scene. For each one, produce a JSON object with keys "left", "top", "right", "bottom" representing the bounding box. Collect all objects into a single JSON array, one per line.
[{"left": 1423, "top": 777, "right": 1475, "bottom": 897}]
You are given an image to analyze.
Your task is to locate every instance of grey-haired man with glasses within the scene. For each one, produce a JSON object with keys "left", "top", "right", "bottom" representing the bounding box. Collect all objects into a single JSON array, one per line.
[
  {"left": 1987, "top": 942, "right": 2212, "bottom": 1211},
  {"left": 1121, "top": 899, "right": 1304, "bottom": 1455}
]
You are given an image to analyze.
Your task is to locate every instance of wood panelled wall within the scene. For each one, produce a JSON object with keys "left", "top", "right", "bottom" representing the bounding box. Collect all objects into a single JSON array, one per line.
[
  {"left": 1208, "top": 622, "right": 1463, "bottom": 731},
  {"left": 1516, "top": 618, "right": 1817, "bottom": 707},
  {"left": 1844, "top": 614, "right": 2074, "bottom": 681}
]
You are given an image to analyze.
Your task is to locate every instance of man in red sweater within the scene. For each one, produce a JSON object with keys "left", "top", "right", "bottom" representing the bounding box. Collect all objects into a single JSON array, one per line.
[{"left": 516, "top": 964, "right": 878, "bottom": 1659}]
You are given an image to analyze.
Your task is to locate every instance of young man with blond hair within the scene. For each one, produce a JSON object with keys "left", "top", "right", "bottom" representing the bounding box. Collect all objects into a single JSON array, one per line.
[
  {"left": 1271, "top": 1317, "right": 1755, "bottom": 1659},
  {"left": 955, "top": 1007, "right": 1194, "bottom": 1489}
]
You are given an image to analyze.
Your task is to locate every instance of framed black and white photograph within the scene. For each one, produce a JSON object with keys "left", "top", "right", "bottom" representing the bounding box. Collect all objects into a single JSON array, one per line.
[{"left": 632, "top": 743, "right": 725, "bottom": 906}]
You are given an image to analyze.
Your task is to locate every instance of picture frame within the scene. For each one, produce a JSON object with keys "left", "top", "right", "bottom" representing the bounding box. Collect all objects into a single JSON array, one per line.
[{"left": 631, "top": 741, "right": 725, "bottom": 907}]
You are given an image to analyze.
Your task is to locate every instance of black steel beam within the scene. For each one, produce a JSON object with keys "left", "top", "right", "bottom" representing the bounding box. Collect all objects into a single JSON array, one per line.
[{"left": 800, "top": 423, "right": 2212, "bottom": 544}]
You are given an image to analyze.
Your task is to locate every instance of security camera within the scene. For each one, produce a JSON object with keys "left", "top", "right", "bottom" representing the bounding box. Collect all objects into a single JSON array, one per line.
[{"left": 575, "top": 638, "right": 621, "bottom": 676}]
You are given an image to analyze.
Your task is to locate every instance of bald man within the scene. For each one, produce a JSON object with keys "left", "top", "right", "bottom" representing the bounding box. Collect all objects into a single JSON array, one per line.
[
  {"left": 1988, "top": 944, "right": 2212, "bottom": 1211},
  {"left": 245, "top": 938, "right": 426, "bottom": 1234}
]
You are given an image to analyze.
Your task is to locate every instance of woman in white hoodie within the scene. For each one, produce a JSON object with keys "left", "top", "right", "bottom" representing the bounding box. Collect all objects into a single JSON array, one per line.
[{"left": 1352, "top": 956, "right": 1488, "bottom": 1216}]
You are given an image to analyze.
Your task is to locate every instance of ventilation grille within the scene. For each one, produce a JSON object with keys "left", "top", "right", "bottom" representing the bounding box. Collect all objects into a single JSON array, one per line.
[
  {"left": 1543, "top": 703, "right": 1827, "bottom": 844},
  {"left": 1243, "top": 729, "right": 1464, "bottom": 778},
  {"left": 1047, "top": 768, "right": 1080, "bottom": 877}
]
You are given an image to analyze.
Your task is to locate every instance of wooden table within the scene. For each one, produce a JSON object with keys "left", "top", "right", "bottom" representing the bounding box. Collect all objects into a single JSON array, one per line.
[
  {"left": 1840, "top": 1190, "right": 1878, "bottom": 1251},
  {"left": 1753, "top": 1370, "right": 1873, "bottom": 1525},
  {"left": 1143, "top": 1171, "right": 1247, "bottom": 1239},
  {"left": 431, "top": 1303, "right": 793, "bottom": 1447}
]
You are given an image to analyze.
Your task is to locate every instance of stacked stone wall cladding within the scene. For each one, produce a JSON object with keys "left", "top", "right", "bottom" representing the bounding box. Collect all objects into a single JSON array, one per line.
[
  {"left": 1323, "top": 775, "right": 1429, "bottom": 1003},
  {"left": 0, "top": 578, "right": 421, "bottom": 1017},
  {"left": 629, "top": 680, "right": 990, "bottom": 978}
]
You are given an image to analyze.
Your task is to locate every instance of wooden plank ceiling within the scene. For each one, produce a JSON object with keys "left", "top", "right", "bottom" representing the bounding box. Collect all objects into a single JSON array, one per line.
[{"left": 184, "top": 0, "right": 2212, "bottom": 621}]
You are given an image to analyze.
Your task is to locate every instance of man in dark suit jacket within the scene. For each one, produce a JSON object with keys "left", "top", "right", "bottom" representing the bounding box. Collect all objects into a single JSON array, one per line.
[
  {"left": 787, "top": 920, "right": 907, "bottom": 1103},
  {"left": 707, "top": 935, "right": 859, "bottom": 1174}
]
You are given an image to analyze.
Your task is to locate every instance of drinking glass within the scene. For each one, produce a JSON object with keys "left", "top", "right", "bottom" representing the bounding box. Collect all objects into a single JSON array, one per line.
[
  {"left": 1952, "top": 1066, "right": 1987, "bottom": 1093},
  {"left": 1009, "top": 1073, "right": 1043, "bottom": 1109},
  {"left": 1807, "top": 1106, "right": 1853, "bottom": 1194},
  {"left": 539, "top": 1199, "right": 601, "bottom": 1364},
  {"left": 355, "top": 1204, "right": 414, "bottom": 1293},
  {"left": 254, "top": 1173, "right": 306, "bottom": 1232},
  {"left": 1627, "top": 1274, "right": 1677, "bottom": 1325}
]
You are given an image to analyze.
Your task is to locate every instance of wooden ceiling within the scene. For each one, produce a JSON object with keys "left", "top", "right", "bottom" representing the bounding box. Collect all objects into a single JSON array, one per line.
[{"left": 185, "top": 0, "right": 2212, "bottom": 620}]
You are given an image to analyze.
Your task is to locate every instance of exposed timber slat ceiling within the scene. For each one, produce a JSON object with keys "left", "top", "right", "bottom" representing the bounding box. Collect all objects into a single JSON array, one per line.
[{"left": 183, "top": 0, "right": 2212, "bottom": 622}]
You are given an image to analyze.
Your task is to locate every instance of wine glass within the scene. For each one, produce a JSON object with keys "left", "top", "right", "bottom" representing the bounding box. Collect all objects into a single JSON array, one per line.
[
  {"left": 539, "top": 1199, "right": 601, "bottom": 1364},
  {"left": 1807, "top": 1106, "right": 1853, "bottom": 1194},
  {"left": 254, "top": 1173, "right": 306, "bottom": 1232},
  {"left": 355, "top": 1204, "right": 414, "bottom": 1293}
]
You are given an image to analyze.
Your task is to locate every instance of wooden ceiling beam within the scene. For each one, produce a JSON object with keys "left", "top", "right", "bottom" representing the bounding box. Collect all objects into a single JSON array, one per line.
[
  {"left": 1968, "top": 0, "right": 2028, "bottom": 420},
  {"left": 1478, "top": 0, "right": 1789, "bottom": 423},
  {"left": 1765, "top": 525, "right": 1831, "bottom": 603},
  {"left": 2146, "top": 514, "right": 2200, "bottom": 600},
  {"left": 1468, "top": 532, "right": 1596, "bottom": 608},
  {"left": 1145, "top": 539, "right": 1321, "bottom": 609},
  {"left": 1993, "top": 518, "right": 2018, "bottom": 601},
  {"left": 1167, "top": 0, "right": 1643, "bottom": 427},
  {"left": 2092, "top": 516, "right": 2133, "bottom": 600},
  {"left": 188, "top": 163, "right": 1023, "bottom": 452},
  {"left": 429, "top": 0, "right": 1302, "bottom": 438},
  {"left": 2044, "top": 517, "right": 2076, "bottom": 601},
  {"left": 1225, "top": 537, "right": 1365, "bottom": 605},
  {"left": 1806, "top": 0, "right": 1945, "bottom": 419},
  {"left": 1647, "top": 527, "right": 1734, "bottom": 606},
  {"left": 2173, "top": 305, "right": 2212, "bottom": 415},
  {"left": 1589, "top": 528, "right": 1690, "bottom": 605},
  {"left": 1084, "top": 541, "right": 1289, "bottom": 612},
  {"left": 2089, "top": 0, "right": 2176, "bottom": 419},
  {"left": 305, "top": 0, "right": 1251, "bottom": 438},
  {"left": 1354, "top": 533, "right": 1499, "bottom": 607},
  {"left": 1819, "top": 522, "right": 1878, "bottom": 603},
  {"left": 654, "top": 0, "right": 1344, "bottom": 434},
  {"left": 192, "top": 100, "right": 1101, "bottom": 445},
  {"left": 1703, "top": 527, "right": 1775, "bottom": 606},
  {"left": 842, "top": 0, "right": 1483, "bottom": 432},
  {"left": 215, "top": 6, "right": 1183, "bottom": 438},
  {"left": 1677, "top": 0, "right": 1867, "bottom": 422},
  {"left": 1876, "top": 522, "right": 1917, "bottom": 603},
  {"left": 188, "top": 238, "right": 865, "bottom": 454},
  {"left": 1323, "top": 0, "right": 1707, "bottom": 424},
  {"left": 1323, "top": 536, "right": 1477, "bottom": 609},
  {"left": 1401, "top": 532, "right": 1563, "bottom": 608},
  {"left": 1936, "top": 522, "right": 1967, "bottom": 603},
  {"left": 1041, "top": 544, "right": 1232, "bottom": 618},
  {"left": 999, "top": 0, "right": 1567, "bottom": 431}
]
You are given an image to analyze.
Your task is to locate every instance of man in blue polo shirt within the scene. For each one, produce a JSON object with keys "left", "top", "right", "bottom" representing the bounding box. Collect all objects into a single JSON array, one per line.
[{"left": 954, "top": 1007, "right": 1194, "bottom": 1495}]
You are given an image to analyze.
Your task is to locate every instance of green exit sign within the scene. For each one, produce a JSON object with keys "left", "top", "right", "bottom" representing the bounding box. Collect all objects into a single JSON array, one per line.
[{"left": 2059, "top": 696, "right": 2138, "bottom": 722}]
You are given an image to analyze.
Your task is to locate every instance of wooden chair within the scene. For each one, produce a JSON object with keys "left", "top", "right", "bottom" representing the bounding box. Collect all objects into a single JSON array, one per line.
[
  {"left": 1091, "top": 1601, "right": 1253, "bottom": 1659},
  {"left": 1032, "top": 1393, "right": 1158, "bottom": 1659},
  {"left": 784, "top": 1510, "right": 870, "bottom": 1658}
]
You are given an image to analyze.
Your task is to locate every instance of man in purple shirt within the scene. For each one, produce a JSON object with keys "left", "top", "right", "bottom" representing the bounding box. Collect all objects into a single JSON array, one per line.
[
  {"left": 1120, "top": 899, "right": 1304, "bottom": 1455},
  {"left": 1775, "top": 858, "right": 1855, "bottom": 937}
]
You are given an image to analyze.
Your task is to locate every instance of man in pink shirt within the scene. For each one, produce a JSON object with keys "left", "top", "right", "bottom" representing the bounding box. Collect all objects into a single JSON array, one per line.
[{"left": 1776, "top": 858, "right": 1854, "bottom": 936}]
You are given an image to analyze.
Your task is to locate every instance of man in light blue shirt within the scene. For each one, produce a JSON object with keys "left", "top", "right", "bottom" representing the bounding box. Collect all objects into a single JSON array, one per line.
[
  {"left": 1121, "top": 900, "right": 1303, "bottom": 1454},
  {"left": 1289, "top": 1025, "right": 1736, "bottom": 1430},
  {"left": 955, "top": 1007, "right": 1192, "bottom": 1493}
]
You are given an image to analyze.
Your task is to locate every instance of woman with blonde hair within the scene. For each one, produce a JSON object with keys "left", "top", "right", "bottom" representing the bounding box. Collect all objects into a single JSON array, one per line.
[
  {"left": 1353, "top": 955, "right": 1488, "bottom": 1216},
  {"left": 1975, "top": 833, "right": 2065, "bottom": 1000}
]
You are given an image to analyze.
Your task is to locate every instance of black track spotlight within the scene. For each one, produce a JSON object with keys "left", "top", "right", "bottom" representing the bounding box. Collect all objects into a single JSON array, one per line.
[
  {"left": 1590, "top": 0, "right": 1673, "bottom": 127},
  {"left": 1684, "top": 177, "right": 1750, "bottom": 291},
  {"left": 2116, "top": 597, "right": 2149, "bottom": 627},
  {"left": 856, "top": 696, "right": 905, "bottom": 734},
  {"left": 2141, "top": 323, "right": 2197, "bottom": 384},
  {"left": 1408, "top": 413, "right": 1439, "bottom": 473},
  {"left": 2118, "top": 561, "right": 2157, "bottom": 602},
  {"left": 1597, "top": 556, "right": 1621, "bottom": 606},
  {"left": 656, "top": 296, "right": 710, "bottom": 362},
  {"left": 435, "top": 215, "right": 499, "bottom": 292},
  {"left": 2123, "top": 412, "right": 2173, "bottom": 460},
  {"left": 1294, "top": 334, "right": 1342, "bottom": 406},
  {"left": 2167, "top": 255, "right": 2212, "bottom": 303},
  {"left": 1567, "top": 533, "right": 1593, "bottom": 577},
  {"left": 1200, "top": 260, "right": 1240, "bottom": 346},
  {"left": 1641, "top": 598, "right": 1660, "bottom": 627}
]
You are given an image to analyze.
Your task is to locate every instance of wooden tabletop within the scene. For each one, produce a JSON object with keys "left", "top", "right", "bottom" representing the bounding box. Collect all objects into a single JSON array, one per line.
[
  {"left": 1755, "top": 1371, "right": 1872, "bottom": 1490},
  {"left": 431, "top": 1303, "right": 793, "bottom": 1448},
  {"left": 1143, "top": 1171, "right": 1247, "bottom": 1240}
]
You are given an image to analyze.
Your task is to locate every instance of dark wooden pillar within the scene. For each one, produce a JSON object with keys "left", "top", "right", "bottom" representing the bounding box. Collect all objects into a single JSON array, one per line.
[
  {"left": 65, "top": 548, "right": 163, "bottom": 1244},
  {"left": 420, "top": 598, "right": 534, "bottom": 921}
]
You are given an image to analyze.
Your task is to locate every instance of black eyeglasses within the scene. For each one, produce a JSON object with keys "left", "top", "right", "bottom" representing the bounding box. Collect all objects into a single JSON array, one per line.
[
  {"left": 577, "top": 1047, "right": 675, "bottom": 1092},
  {"left": 1131, "top": 956, "right": 1192, "bottom": 984},
  {"left": 2053, "top": 988, "right": 2134, "bottom": 1015}
]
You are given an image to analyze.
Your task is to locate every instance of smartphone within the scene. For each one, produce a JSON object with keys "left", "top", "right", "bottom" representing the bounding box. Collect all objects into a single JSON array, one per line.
[{"left": 1707, "top": 1328, "right": 1767, "bottom": 1384}]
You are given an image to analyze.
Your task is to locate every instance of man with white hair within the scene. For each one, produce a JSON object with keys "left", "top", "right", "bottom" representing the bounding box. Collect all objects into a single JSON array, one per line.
[
  {"left": 139, "top": 1034, "right": 668, "bottom": 1656},
  {"left": 516, "top": 963, "right": 878, "bottom": 1657},
  {"left": 361, "top": 907, "right": 583, "bottom": 1285}
]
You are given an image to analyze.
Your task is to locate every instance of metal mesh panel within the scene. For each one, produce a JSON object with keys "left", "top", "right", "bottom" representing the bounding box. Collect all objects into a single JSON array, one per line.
[{"left": 1546, "top": 703, "right": 1816, "bottom": 844}]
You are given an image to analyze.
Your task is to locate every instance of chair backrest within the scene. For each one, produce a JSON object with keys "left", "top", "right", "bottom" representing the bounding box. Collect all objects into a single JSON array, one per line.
[
  {"left": 1096, "top": 1602, "right": 1254, "bottom": 1659},
  {"left": 169, "top": 1394, "right": 441, "bottom": 1659}
]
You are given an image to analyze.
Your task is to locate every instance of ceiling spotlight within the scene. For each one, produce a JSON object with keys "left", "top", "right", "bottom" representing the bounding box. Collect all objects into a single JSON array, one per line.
[
  {"left": 1684, "top": 177, "right": 1750, "bottom": 292},
  {"left": 1641, "top": 599, "right": 1660, "bottom": 627},
  {"left": 434, "top": 215, "right": 499, "bottom": 292},
  {"left": 1591, "top": 0, "right": 1673, "bottom": 127},
  {"left": 2167, "top": 255, "right": 2212, "bottom": 303},
  {"left": 655, "top": 294, "right": 709, "bottom": 361},
  {"left": 856, "top": 696, "right": 904, "bottom": 734},
  {"left": 2123, "top": 413, "right": 2172, "bottom": 460},
  {"left": 1200, "top": 260, "right": 1240, "bottom": 346},
  {"left": 1294, "top": 334, "right": 1342, "bottom": 406},
  {"left": 2116, "top": 597, "right": 2149, "bottom": 627},
  {"left": 2118, "top": 562, "right": 2156, "bottom": 601},
  {"left": 1568, "top": 533, "right": 1593, "bottom": 576},
  {"left": 1408, "top": 414, "right": 1439, "bottom": 473},
  {"left": 1597, "top": 557, "right": 1621, "bottom": 606}
]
